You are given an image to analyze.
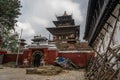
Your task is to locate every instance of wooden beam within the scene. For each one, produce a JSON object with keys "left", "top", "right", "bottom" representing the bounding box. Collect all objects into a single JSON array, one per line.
[
  {"left": 91, "top": 46, "right": 103, "bottom": 58},
  {"left": 100, "top": 32, "right": 105, "bottom": 40},
  {"left": 108, "top": 47, "right": 120, "bottom": 59},
  {"left": 105, "top": 9, "right": 120, "bottom": 57},
  {"left": 115, "top": 47, "right": 120, "bottom": 53},
  {"left": 111, "top": 13, "right": 119, "bottom": 20},
  {"left": 103, "top": 27, "right": 109, "bottom": 32},
  {"left": 97, "top": 35, "right": 103, "bottom": 40},
  {"left": 106, "top": 22, "right": 113, "bottom": 28},
  {"left": 108, "top": 68, "right": 119, "bottom": 80}
]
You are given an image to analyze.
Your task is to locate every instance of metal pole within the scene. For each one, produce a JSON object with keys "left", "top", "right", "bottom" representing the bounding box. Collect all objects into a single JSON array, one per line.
[
  {"left": 15, "top": 28, "right": 23, "bottom": 66},
  {"left": 49, "top": 34, "right": 51, "bottom": 40}
]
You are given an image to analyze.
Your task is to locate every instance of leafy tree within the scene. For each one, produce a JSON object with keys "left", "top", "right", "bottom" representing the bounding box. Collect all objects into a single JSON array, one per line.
[{"left": 0, "top": 0, "right": 21, "bottom": 52}]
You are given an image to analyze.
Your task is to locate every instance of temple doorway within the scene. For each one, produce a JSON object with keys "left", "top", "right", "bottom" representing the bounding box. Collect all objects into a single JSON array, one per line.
[{"left": 32, "top": 51, "right": 43, "bottom": 67}]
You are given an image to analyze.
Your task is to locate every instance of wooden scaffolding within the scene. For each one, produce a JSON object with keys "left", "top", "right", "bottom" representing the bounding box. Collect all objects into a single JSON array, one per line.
[{"left": 86, "top": 2, "right": 120, "bottom": 80}]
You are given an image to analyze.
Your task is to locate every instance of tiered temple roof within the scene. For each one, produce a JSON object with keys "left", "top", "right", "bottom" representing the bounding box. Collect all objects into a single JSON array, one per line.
[
  {"left": 47, "top": 26, "right": 79, "bottom": 35},
  {"left": 47, "top": 11, "right": 80, "bottom": 42},
  {"left": 47, "top": 11, "right": 80, "bottom": 50},
  {"left": 31, "top": 35, "right": 47, "bottom": 42},
  {"left": 19, "top": 39, "right": 27, "bottom": 47},
  {"left": 27, "top": 35, "right": 57, "bottom": 50}
]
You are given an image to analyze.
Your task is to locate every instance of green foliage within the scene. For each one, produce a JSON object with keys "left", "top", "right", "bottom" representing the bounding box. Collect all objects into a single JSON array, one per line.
[
  {"left": 0, "top": 0, "right": 21, "bottom": 30},
  {"left": 0, "top": 0, "right": 21, "bottom": 52}
]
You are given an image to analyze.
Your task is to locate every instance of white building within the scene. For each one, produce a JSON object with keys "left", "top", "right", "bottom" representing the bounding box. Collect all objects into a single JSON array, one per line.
[{"left": 84, "top": 0, "right": 120, "bottom": 80}]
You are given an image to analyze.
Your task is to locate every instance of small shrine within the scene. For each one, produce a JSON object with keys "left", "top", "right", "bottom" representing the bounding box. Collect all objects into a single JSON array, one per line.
[
  {"left": 23, "top": 35, "right": 58, "bottom": 67},
  {"left": 30, "top": 35, "right": 48, "bottom": 48},
  {"left": 19, "top": 39, "right": 27, "bottom": 51}
]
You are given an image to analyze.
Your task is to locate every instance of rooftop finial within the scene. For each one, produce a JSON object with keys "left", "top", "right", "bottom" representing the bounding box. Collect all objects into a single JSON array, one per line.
[{"left": 63, "top": 11, "right": 68, "bottom": 16}]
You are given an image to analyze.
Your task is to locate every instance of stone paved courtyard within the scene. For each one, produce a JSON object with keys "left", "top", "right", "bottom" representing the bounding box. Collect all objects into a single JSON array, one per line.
[{"left": 0, "top": 67, "right": 85, "bottom": 80}]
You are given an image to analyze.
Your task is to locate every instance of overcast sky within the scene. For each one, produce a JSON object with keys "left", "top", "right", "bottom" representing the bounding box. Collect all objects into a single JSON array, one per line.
[{"left": 15, "top": 0, "right": 88, "bottom": 44}]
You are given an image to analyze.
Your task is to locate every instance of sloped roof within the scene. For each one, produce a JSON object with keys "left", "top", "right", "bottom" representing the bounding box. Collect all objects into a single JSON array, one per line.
[{"left": 84, "top": 0, "right": 119, "bottom": 46}]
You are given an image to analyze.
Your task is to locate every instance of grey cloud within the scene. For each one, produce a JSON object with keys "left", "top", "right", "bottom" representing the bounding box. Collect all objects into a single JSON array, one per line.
[{"left": 17, "top": 0, "right": 88, "bottom": 44}]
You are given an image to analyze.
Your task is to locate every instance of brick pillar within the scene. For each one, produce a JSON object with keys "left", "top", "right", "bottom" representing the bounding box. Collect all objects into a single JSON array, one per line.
[
  {"left": 43, "top": 48, "right": 48, "bottom": 64},
  {"left": 28, "top": 48, "right": 32, "bottom": 65}
]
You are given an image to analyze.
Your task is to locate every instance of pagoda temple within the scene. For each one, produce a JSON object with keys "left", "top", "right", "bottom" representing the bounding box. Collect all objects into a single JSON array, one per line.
[
  {"left": 19, "top": 39, "right": 27, "bottom": 50},
  {"left": 1, "top": 12, "right": 94, "bottom": 68},
  {"left": 31, "top": 35, "right": 48, "bottom": 47},
  {"left": 47, "top": 11, "right": 80, "bottom": 50}
]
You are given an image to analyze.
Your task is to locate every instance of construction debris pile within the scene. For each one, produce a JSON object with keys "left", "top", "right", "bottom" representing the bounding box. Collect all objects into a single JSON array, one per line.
[
  {"left": 26, "top": 65, "right": 62, "bottom": 75},
  {"left": 55, "top": 57, "right": 79, "bottom": 69}
]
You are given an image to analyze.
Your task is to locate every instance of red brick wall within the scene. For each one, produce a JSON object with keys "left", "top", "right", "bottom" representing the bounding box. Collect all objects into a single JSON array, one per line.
[
  {"left": 2, "top": 49, "right": 94, "bottom": 67},
  {"left": 58, "top": 53, "right": 94, "bottom": 67},
  {"left": 0, "top": 51, "right": 7, "bottom": 54},
  {"left": 22, "top": 48, "right": 58, "bottom": 65},
  {"left": 3, "top": 54, "right": 23, "bottom": 65},
  {"left": 46, "top": 50, "right": 58, "bottom": 64}
]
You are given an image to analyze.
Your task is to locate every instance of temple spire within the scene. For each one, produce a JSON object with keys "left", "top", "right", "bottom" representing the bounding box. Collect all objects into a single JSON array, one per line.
[{"left": 63, "top": 11, "right": 68, "bottom": 16}]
